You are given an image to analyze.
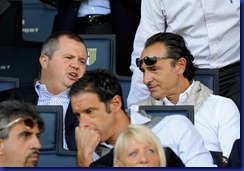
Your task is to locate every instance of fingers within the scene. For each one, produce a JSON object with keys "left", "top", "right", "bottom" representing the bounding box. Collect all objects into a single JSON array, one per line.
[{"left": 75, "top": 126, "right": 100, "bottom": 151}]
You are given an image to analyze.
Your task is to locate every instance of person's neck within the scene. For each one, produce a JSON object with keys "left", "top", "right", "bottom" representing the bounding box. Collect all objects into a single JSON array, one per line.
[
  {"left": 166, "top": 79, "right": 190, "bottom": 104},
  {"left": 106, "top": 111, "right": 130, "bottom": 146}
]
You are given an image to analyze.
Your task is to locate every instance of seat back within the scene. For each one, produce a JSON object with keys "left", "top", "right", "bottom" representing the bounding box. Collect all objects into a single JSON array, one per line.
[
  {"left": 0, "top": 41, "right": 42, "bottom": 87},
  {"left": 36, "top": 105, "right": 76, "bottom": 167},
  {"left": 195, "top": 69, "right": 219, "bottom": 94},
  {"left": 80, "top": 34, "right": 116, "bottom": 72},
  {"left": 118, "top": 76, "right": 131, "bottom": 109},
  {"left": 22, "top": 0, "right": 57, "bottom": 42},
  {"left": 0, "top": 76, "right": 19, "bottom": 91},
  {"left": 139, "top": 105, "right": 195, "bottom": 124}
]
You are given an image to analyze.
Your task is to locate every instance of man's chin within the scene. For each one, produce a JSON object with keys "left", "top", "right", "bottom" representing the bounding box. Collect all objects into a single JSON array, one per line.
[
  {"left": 25, "top": 156, "right": 39, "bottom": 167},
  {"left": 25, "top": 161, "right": 38, "bottom": 167},
  {"left": 151, "top": 93, "right": 161, "bottom": 100}
]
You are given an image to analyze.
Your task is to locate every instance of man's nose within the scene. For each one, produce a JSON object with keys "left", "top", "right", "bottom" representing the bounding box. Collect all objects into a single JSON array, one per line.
[
  {"left": 31, "top": 135, "right": 41, "bottom": 150},
  {"left": 143, "top": 70, "right": 153, "bottom": 85}
]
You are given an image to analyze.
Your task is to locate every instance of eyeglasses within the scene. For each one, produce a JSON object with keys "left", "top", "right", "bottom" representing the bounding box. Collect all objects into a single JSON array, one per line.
[
  {"left": 136, "top": 56, "right": 173, "bottom": 68},
  {"left": 0, "top": 117, "right": 39, "bottom": 131}
]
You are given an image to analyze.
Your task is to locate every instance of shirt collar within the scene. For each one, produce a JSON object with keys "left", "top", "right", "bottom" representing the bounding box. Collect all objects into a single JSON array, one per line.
[
  {"left": 162, "top": 80, "right": 195, "bottom": 105},
  {"left": 35, "top": 80, "right": 70, "bottom": 98}
]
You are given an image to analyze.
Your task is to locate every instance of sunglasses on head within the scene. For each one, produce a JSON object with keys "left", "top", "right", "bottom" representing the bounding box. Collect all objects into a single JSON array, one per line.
[
  {"left": 0, "top": 117, "right": 42, "bottom": 131},
  {"left": 136, "top": 55, "right": 173, "bottom": 68}
]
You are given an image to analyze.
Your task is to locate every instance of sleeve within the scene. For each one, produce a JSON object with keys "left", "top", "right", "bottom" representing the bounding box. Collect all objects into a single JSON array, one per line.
[
  {"left": 154, "top": 115, "right": 216, "bottom": 167},
  {"left": 217, "top": 98, "right": 240, "bottom": 158},
  {"left": 127, "top": 0, "right": 167, "bottom": 106}
]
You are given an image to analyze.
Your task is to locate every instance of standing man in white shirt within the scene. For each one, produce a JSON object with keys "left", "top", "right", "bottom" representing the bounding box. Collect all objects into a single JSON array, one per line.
[{"left": 128, "top": 0, "right": 240, "bottom": 110}]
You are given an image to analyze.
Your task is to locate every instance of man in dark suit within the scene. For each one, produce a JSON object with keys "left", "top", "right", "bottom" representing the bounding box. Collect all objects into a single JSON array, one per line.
[
  {"left": 0, "top": 31, "right": 88, "bottom": 151},
  {"left": 228, "top": 139, "right": 240, "bottom": 167}
]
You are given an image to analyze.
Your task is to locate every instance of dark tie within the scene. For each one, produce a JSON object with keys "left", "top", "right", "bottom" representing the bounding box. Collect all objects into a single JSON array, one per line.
[{"left": 95, "top": 144, "right": 111, "bottom": 157}]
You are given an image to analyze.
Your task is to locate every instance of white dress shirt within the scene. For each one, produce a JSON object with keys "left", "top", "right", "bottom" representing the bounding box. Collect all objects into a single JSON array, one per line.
[
  {"left": 134, "top": 81, "right": 240, "bottom": 158},
  {"left": 127, "top": 0, "right": 240, "bottom": 106}
]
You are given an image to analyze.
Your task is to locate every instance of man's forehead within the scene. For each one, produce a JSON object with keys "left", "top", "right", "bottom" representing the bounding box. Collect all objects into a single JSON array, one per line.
[{"left": 142, "top": 44, "right": 167, "bottom": 57}]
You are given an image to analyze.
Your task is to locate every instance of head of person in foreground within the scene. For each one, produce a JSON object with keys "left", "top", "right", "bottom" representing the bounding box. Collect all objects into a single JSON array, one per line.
[
  {"left": 0, "top": 100, "right": 45, "bottom": 167},
  {"left": 114, "top": 124, "right": 166, "bottom": 167}
]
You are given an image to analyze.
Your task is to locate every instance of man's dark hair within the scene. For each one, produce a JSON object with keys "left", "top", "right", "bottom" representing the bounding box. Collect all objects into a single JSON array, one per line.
[
  {"left": 69, "top": 68, "right": 125, "bottom": 112},
  {"left": 145, "top": 32, "right": 198, "bottom": 81}
]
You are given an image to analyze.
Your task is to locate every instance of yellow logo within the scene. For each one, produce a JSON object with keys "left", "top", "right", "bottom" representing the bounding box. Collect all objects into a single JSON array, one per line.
[{"left": 86, "top": 48, "right": 97, "bottom": 66}]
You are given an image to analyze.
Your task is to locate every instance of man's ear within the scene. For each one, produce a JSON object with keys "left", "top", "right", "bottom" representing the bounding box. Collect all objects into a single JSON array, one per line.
[
  {"left": 39, "top": 54, "right": 49, "bottom": 69},
  {"left": 176, "top": 57, "right": 187, "bottom": 75},
  {"left": 0, "top": 139, "right": 5, "bottom": 155},
  {"left": 110, "top": 95, "right": 122, "bottom": 112}
]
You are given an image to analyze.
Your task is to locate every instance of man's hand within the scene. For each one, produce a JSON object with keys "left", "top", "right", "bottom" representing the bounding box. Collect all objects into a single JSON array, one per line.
[{"left": 75, "top": 126, "right": 100, "bottom": 167}]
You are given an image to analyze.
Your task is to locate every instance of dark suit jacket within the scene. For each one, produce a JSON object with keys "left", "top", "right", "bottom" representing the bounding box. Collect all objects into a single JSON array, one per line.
[
  {"left": 0, "top": 85, "right": 78, "bottom": 150},
  {"left": 89, "top": 147, "right": 185, "bottom": 167},
  {"left": 228, "top": 139, "right": 240, "bottom": 167}
]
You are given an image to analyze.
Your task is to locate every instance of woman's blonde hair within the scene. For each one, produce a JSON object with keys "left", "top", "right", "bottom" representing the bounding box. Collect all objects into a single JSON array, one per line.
[{"left": 114, "top": 124, "right": 166, "bottom": 167}]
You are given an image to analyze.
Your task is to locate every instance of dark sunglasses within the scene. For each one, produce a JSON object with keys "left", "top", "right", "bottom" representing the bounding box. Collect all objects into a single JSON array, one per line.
[
  {"left": 136, "top": 56, "right": 172, "bottom": 68},
  {"left": 0, "top": 117, "right": 43, "bottom": 131}
]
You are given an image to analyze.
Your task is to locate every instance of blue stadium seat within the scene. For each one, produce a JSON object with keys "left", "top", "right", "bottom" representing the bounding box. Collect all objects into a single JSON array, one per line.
[
  {"left": 0, "top": 77, "right": 19, "bottom": 91},
  {"left": 0, "top": 41, "right": 42, "bottom": 87},
  {"left": 195, "top": 69, "right": 219, "bottom": 94},
  {"left": 80, "top": 34, "right": 116, "bottom": 72},
  {"left": 37, "top": 105, "right": 76, "bottom": 167},
  {"left": 138, "top": 105, "right": 195, "bottom": 124},
  {"left": 22, "top": 0, "right": 57, "bottom": 42},
  {"left": 118, "top": 76, "right": 131, "bottom": 109}
]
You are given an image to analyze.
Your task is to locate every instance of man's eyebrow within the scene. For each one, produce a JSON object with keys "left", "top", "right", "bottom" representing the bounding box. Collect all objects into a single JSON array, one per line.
[{"left": 19, "top": 130, "right": 32, "bottom": 135}]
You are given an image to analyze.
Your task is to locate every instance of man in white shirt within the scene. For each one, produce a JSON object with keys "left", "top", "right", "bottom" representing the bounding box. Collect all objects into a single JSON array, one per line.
[
  {"left": 133, "top": 32, "right": 240, "bottom": 166},
  {"left": 128, "top": 0, "right": 240, "bottom": 110}
]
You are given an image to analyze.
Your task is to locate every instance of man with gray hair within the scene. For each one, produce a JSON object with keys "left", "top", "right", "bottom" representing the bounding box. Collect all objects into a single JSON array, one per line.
[{"left": 0, "top": 100, "right": 45, "bottom": 167}]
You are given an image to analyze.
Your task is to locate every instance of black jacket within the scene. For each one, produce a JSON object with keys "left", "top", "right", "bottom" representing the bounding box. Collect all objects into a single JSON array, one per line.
[
  {"left": 228, "top": 139, "right": 240, "bottom": 167},
  {"left": 90, "top": 147, "right": 185, "bottom": 167}
]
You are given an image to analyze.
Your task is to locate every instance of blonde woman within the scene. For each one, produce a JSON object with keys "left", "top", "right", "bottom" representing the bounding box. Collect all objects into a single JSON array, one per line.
[{"left": 114, "top": 124, "right": 166, "bottom": 167}]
